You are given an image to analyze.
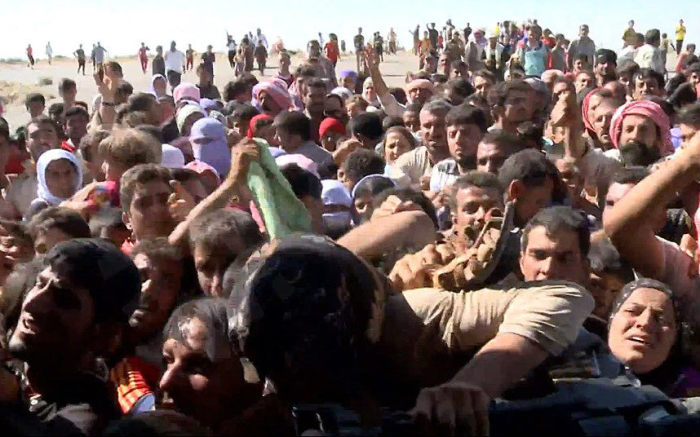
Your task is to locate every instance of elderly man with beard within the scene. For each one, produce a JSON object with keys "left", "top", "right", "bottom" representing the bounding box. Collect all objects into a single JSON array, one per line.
[{"left": 363, "top": 48, "right": 435, "bottom": 118}]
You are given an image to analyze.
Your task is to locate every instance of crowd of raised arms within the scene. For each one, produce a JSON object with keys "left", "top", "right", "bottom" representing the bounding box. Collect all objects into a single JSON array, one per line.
[{"left": 2, "top": 14, "right": 700, "bottom": 436}]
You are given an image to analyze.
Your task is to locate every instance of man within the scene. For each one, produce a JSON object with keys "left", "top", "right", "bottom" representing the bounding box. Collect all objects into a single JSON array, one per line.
[
  {"left": 276, "top": 51, "right": 294, "bottom": 87},
  {"left": 427, "top": 22, "right": 439, "bottom": 50},
  {"left": 634, "top": 29, "right": 665, "bottom": 75},
  {"left": 152, "top": 45, "right": 165, "bottom": 77},
  {"left": 575, "top": 70, "right": 595, "bottom": 94},
  {"left": 675, "top": 19, "right": 686, "bottom": 56},
  {"left": 473, "top": 69, "right": 495, "bottom": 99},
  {"left": 0, "top": 239, "right": 140, "bottom": 436},
  {"left": 73, "top": 44, "right": 86, "bottom": 75},
  {"left": 274, "top": 111, "right": 333, "bottom": 168},
  {"left": 25, "top": 93, "right": 45, "bottom": 119},
  {"left": 254, "top": 40, "right": 267, "bottom": 75},
  {"left": 601, "top": 166, "right": 650, "bottom": 224},
  {"left": 201, "top": 45, "right": 215, "bottom": 80},
  {"left": 550, "top": 34, "right": 568, "bottom": 72},
  {"left": 254, "top": 28, "right": 268, "bottom": 49},
  {"left": 476, "top": 130, "right": 523, "bottom": 174},
  {"left": 594, "top": 49, "right": 617, "bottom": 87},
  {"left": 120, "top": 164, "right": 178, "bottom": 251},
  {"left": 619, "top": 33, "right": 644, "bottom": 66},
  {"left": 604, "top": 133, "right": 700, "bottom": 312},
  {"left": 349, "top": 112, "right": 383, "bottom": 149},
  {"left": 567, "top": 24, "right": 596, "bottom": 71},
  {"left": 486, "top": 80, "right": 533, "bottom": 135},
  {"left": 677, "top": 102, "right": 700, "bottom": 148},
  {"left": 138, "top": 42, "right": 150, "bottom": 73},
  {"left": 3, "top": 116, "right": 60, "bottom": 219},
  {"left": 622, "top": 20, "right": 636, "bottom": 48},
  {"left": 164, "top": 41, "right": 185, "bottom": 89},
  {"left": 45, "top": 41, "right": 53, "bottom": 65},
  {"left": 303, "top": 79, "right": 326, "bottom": 143},
  {"left": 93, "top": 42, "right": 107, "bottom": 67},
  {"left": 484, "top": 30, "right": 508, "bottom": 81},
  {"left": 430, "top": 105, "right": 488, "bottom": 192},
  {"left": 391, "top": 99, "right": 452, "bottom": 189},
  {"left": 58, "top": 78, "right": 77, "bottom": 111},
  {"left": 353, "top": 28, "right": 365, "bottom": 73},
  {"left": 226, "top": 34, "right": 237, "bottom": 69},
  {"left": 64, "top": 106, "right": 89, "bottom": 151},
  {"left": 465, "top": 28, "right": 488, "bottom": 73},
  {"left": 196, "top": 63, "right": 221, "bottom": 100},
  {"left": 632, "top": 68, "right": 665, "bottom": 100}
]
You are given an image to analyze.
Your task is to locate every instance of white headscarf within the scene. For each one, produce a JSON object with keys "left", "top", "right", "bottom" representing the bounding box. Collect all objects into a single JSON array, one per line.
[{"left": 36, "top": 149, "right": 83, "bottom": 206}]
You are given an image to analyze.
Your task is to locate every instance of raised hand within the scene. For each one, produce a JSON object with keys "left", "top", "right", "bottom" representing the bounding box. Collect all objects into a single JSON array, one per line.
[
  {"left": 168, "top": 180, "right": 196, "bottom": 222},
  {"left": 227, "top": 139, "right": 260, "bottom": 185}
]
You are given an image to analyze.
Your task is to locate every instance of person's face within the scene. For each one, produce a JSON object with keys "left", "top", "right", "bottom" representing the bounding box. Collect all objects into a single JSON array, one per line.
[
  {"left": 295, "top": 76, "right": 311, "bottom": 100},
  {"left": 9, "top": 266, "right": 95, "bottom": 363},
  {"left": 301, "top": 195, "right": 324, "bottom": 234},
  {"left": 27, "top": 102, "right": 45, "bottom": 118},
  {"left": 519, "top": 226, "right": 588, "bottom": 284},
  {"left": 33, "top": 227, "right": 71, "bottom": 255},
  {"left": 595, "top": 61, "right": 616, "bottom": 79},
  {"left": 689, "top": 72, "right": 700, "bottom": 88},
  {"left": 402, "top": 111, "right": 420, "bottom": 133},
  {"left": 608, "top": 287, "right": 677, "bottom": 374},
  {"left": 592, "top": 102, "right": 616, "bottom": 147},
  {"left": 124, "top": 180, "right": 175, "bottom": 241},
  {"left": 181, "top": 177, "right": 208, "bottom": 204},
  {"left": 384, "top": 131, "right": 412, "bottom": 164},
  {"left": 476, "top": 141, "right": 509, "bottom": 174},
  {"left": 603, "top": 81, "right": 627, "bottom": 101},
  {"left": 580, "top": 26, "right": 589, "bottom": 37},
  {"left": 131, "top": 253, "right": 182, "bottom": 340},
  {"left": 502, "top": 90, "right": 530, "bottom": 125},
  {"left": 353, "top": 194, "right": 373, "bottom": 222},
  {"left": 573, "top": 59, "right": 585, "bottom": 74},
  {"left": 585, "top": 94, "right": 604, "bottom": 126},
  {"left": 279, "top": 54, "right": 290, "bottom": 69},
  {"left": 154, "top": 78, "right": 167, "bottom": 96},
  {"left": 363, "top": 82, "right": 377, "bottom": 103},
  {"left": 342, "top": 76, "right": 356, "bottom": 91},
  {"left": 65, "top": 114, "right": 88, "bottom": 142},
  {"left": 260, "top": 92, "right": 283, "bottom": 116},
  {"left": 589, "top": 271, "right": 626, "bottom": 320},
  {"left": 444, "top": 87, "right": 465, "bottom": 106},
  {"left": 102, "top": 157, "right": 128, "bottom": 182},
  {"left": 603, "top": 182, "right": 634, "bottom": 224},
  {"left": 160, "top": 317, "right": 246, "bottom": 427},
  {"left": 275, "top": 127, "right": 293, "bottom": 149},
  {"left": 45, "top": 159, "right": 78, "bottom": 199},
  {"left": 419, "top": 110, "right": 448, "bottom": 157},
  {"left": 511, "top": 177, "right": 554, "bottom": 226},
  {"left": 679, "top": 123, "right": 700, "bottom": 149},
  {"left": 60, "top": 86, "right": 77, "bottom": 103},
  {"left": 575, "top": 73, "right": 594, "bottom": 94},
  {"left": 324, "top": 97, "right": 347, "bottom": 125},
  {"left": 633, "top": 77, "right": 661, "bottom": 100},
  {"left": 555, "top": 161, "right": 583, "bottom": 203},
  {"left": 425, "top": 57, "right": 437, "bottom": 73},
  {"left": 321, "top": 131, "right": 345, "bottom": 152},
  {"left": 453, "top": 186, "right": 503, "bottom": 239},
  {"left": 619, "top": 115, "right": 658, "bottom": 148},
  {"left": 27, "top": 122, "right": 59, "bottom": 161},
  {"left": 193, "top": 243, "right": 240, "bottom": 297},
  {"left": 409, "top": 88, "right": 432, "bottom": 106},
  {"left": 447, "top": 123, "right": 483, "bottom": 168},
  {"left": 551, "top": 82, "right": 573, "bottom": 105}
]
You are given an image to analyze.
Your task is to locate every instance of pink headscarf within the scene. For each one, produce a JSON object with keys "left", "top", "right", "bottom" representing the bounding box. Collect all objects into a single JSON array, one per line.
[
  {"left": 251, "top": 79, "right": 293, "bottom": 113},
  {"left": 609, "top": 100, "right": 673, "bottom": 155},
  {"left": 184, "top": 160, "right": 221, "bottom": 182},
  {"left": 173, "top": 82, "right": 201, "bottom": 104},
  {"left": 581, "top": 88, "right": 600, "bottom": 134}
]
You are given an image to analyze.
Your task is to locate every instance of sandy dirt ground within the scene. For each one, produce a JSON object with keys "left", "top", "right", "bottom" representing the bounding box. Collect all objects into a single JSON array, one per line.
[{"left": 0, "top": 51, "right": 418, "bottom": 131}]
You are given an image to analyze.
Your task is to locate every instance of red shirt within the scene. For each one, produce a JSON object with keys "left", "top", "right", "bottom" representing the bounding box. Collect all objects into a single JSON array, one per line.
[{"left": 324, "top": 42, "right": 339, "bottom": 63}]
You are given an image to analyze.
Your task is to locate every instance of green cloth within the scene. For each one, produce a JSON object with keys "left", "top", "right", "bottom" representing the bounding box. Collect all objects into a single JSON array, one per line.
[{"left": 246, "top": 139, "right": 312, "bottom": 239}]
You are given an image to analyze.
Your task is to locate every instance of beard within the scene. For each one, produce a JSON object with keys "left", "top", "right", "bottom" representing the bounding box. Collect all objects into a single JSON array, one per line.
[{"left": 456, "top": 153, "right": 477, "bottom": 171}]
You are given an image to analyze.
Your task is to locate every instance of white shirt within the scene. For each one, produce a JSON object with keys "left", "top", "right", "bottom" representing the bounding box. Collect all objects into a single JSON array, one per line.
[
  {"left": 227, "top": 41, "right": 237, "bottom": 52},
  {"left": 164, "top": 49, "right": 186, "bottom": 73},
  {"left": 255, "top": 34, "right": 269, "bottom": 49},
  {"left": 634, "top": 44, "right": 665, "bottom": 74}
]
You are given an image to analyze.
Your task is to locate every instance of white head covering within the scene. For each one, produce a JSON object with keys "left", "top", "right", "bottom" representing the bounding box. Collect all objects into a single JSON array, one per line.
[
  {"left": 161, "top": 144, "right": 185, "bottom": 169},
  {"left": 36, "top": 149, "right": 83, "bottom": 206},
  {"left": 149, "top": 74, "right": 167, "bottom": 97}
]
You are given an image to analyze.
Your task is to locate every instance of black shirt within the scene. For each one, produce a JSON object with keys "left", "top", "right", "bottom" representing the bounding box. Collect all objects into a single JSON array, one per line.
[
  {"left": 152, "top": 55, "right": 165, "bottom": 76},
  {"left": 201, "top": 52, "right": 215, "bottom": 76},
  {"left": 197, "top": 84, "right": 221, "bottom": 100},
  {"left": 0, "top": 372, "right": 121, "bottom": 436}
]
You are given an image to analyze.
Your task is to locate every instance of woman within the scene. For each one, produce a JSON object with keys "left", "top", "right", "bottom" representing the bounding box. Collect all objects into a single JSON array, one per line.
[
  {"left": 381, "top": 126, "right": 416, "bottom": 176},
  {"left": 362, "top": 77, "right": 380, "bottom": 108},
  {"left": 517, "top": 25, "right": 548, "bottom": 77},
  {"left": 351, "top": 175, "right": 395, "bottom": 224},
  {"left": 26, "top": 149, "right": 82, "bottom": 220},
  {"left": 606, "top": 278, "right": 700, "bottom": 397},
  {"left": 149, "top": 74, "right": 168, "bottom": 98},
  {"left": 189, "top": 118, "right": 231, "bottom": 178}
]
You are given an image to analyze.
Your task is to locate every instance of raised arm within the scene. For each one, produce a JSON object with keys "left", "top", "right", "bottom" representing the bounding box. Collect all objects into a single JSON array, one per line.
[
  {"left": 604, "top": 136, "right": 700, "bottom": 279},
  {"left": 364, "top": 48, "right": 406, "bottom": 117}
]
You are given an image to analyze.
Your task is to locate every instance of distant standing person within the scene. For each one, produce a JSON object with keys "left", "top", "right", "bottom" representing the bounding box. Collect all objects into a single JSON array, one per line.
[
  {"left": 138, "top": 42, "right": 150, "bottom": 73},
  {"left": 26, "top": 44, "right": 35, "bottom": 69},
  {"left": 201, "top": 45, "right": 215, "bottom": 81},
  {"left": 411, "top": 25, "right": 420, "bottom": 55},
  {"left": 93, "top": 42, "right": 107, "bottom": 68},
  {"left": 353, "top": 27, "right": 365, "bottom": 72},
  {"left": 253, "top": 40, "right": 267, "bottom": 74},
  {"left": 45, "top": 42, "right": 53, "bottom": 65},
  {"left": 427, "top": 22, "right": 438, "bottom": 50},
  {"left": 73, "top": 44, "right": 86, "bottom": 75},
  {"left": 324, "top": 33, "right": 340, "bottom": 67},
  {"left": 152, "top": 45, "right": 165, "bottom": 76},
  {"left": 90, "top": 44, "right": 96, "bottom": 71},
  {"left": 226, "top": 33, "right": 237, "bottom": 68},
  {"left": 164, "top": 41, "right": 185, "bottom": 89},
  {"left": 675, "top": 19, "right": 686, "bottom": 56},
  {"left": 186, "top": 44, "right": 195, "bottom": 71}
]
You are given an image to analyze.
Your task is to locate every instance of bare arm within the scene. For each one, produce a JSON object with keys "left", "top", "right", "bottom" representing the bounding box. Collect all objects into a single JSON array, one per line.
[
  {"left": 604, "top": 138, "right": 700, "bottom": 279},
  {"left": 338, "top": 210, "right": 436, "bottom": 261}
]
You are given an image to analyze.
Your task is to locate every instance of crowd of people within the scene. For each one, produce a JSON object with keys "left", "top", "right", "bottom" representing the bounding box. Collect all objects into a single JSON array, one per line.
[{"left": 2, "top": 14, "right": 700, "bottom": 436}]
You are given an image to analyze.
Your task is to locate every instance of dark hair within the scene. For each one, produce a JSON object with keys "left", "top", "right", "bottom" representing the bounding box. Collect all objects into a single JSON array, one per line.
[
  {"left": 487, "top": 80, "right": 532, "bottom": 109},
  {"left": 448, "top": 171, "right": 503, "bottom": 212},
  {"left": 48, "top": 103, "right": 64, "bottom": 119},
  {"left": 473, "top": 69, "right": 495, "bottom": 83},
  {"left": 164, "top": 298, "right": 232, "bottom": 361},
  {"left": 350, "top": 112, "right": 383, "bottom": 141},
  {"left": 388, "top": 87, "right": 407, "bottom": 105},
  {"left": 617, "top": 61, "right": 640, "bottom": 78},
  {"left": 1, "top": 260, "right": 44, "bottom": 333},
  {"left": 404, "top": 102, "right": 423, "bottom": 114},
  {"left": 104, "top": 61, "right": 123, "bottom": 77},
  {"left": 295, "top": 65, "right": 317, "bottom": 78},
  {"left": 307, "top": 78, "right": 327, "bottom": 92},
  {"left": 25, "top": 93, "right": 45, "bottom": 107},
  {"left": 669, "top": 86, "right": 699, "bottom": 112},
  {"left": 373, "top": 187, "right": 438, "bottom": 228},
  {"left": 131, "top": 237, "right": 183, "bottom": 265},
  {"left": 120, "top": 164, "right": 171, "bottom": 213},
  {"left": 26, "top": 114, "right": 59, "bottom": 135},
  {"left": 45, "top": 238, "right": 140, "bottom": 323},
  {"left": 521, "top": 206, "right": 590, "bottom": 256},
  {"left": 223, "top": 80, "right": 250, "bottom": 102},
  {"left": 343, "top": 149, "right": 385, "bottom": 185},
  {"left": 231, "top": 103, "right": 259, "bottom": 122},
  {"left": 645, "top": 29, "right": 661, "bottom": 45},
  {"left": 634, "top": 68, "right": 665, "bottom": 90},
  {"left": 677, "top": 102, "right": 700, "bottom": 128},
  {"left": 382, "top": 116, "right": 404, "bottom": 131},
  {"left": 274, "top": 111, "right": 311, "bottom": 142},
  {"left": 79, "top": 129, "right": 111, "bottom": 162},
  {"left": 588, "top": 235, "right": 634, "bottom": 282},
  {"left": 445, "top": 104, "right": 488, "bottom": 132},
  {"left": 28, "top": 207, "right": 90, "bottom": 241},
  {"left": 665, "top": 74, "right": 687, "bottom": 96},
  {"left": 446, "top": 78, "right": 475, "bottom": 99},
  {"left": 688, "top": 62, "right": 700, "bottom": 75},
  {"left": 126, "top": 92, "right": 157, "bottom": 113},
  {"left": 352, "top": 175, "right": 394, "bottom": 201},
  {"left": 59, "top": 78, "right": 77, "bottom": 92},
  {"left": 0, "top": 117, "right": 9, "bottom": 141},
  {"left": 480, "top": 130, "right": 524, "bottom": 154},
  {"left": 280, "top": 164, "right": 322, "bottom": 200},
  {"left": 65, "top": 106, "right": 89, "bottom": 121},
  {"left": 498, "top": 149, "right": 561, "bottom": 191},
  {"left": 610, "top": 166, "right": 650, "bottom": 185},
  {"left": 103, "top": 410, "right": 210, "bottom": 436}
]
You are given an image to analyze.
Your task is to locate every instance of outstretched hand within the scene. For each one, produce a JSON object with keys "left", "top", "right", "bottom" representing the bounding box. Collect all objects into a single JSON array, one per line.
[
  {"left": 168, "top": 180, "right": 196, "bottom": 222},
  {"left": 411, "top": 381, "right": 491, "bottom": 437},
  {"left": 227, "top": 139, "right": 260, "bottom": 185},
  {"left": 363, "top": 46, "right": 380, "bottom": 71}
]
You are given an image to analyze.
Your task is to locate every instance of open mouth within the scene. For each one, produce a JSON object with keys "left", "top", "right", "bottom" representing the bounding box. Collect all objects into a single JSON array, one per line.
[{"left": 628, "top": 336, "right": 651, "bottom": 346}]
